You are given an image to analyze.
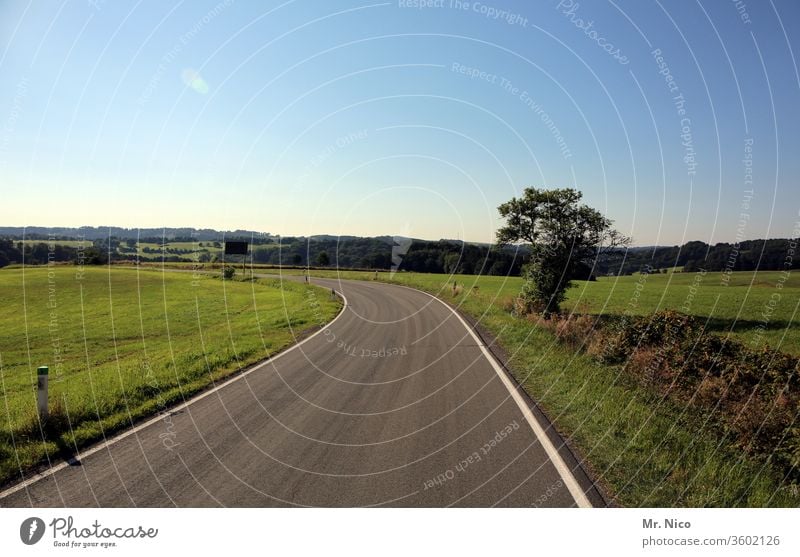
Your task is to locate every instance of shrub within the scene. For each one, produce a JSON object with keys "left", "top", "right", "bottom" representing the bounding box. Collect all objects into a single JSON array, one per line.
[
  {"left": 514, "top": 306, "right": 800, "bottom": 485},
  {"left": 553, "top": 315, "right": 596, "bottom": 349}
]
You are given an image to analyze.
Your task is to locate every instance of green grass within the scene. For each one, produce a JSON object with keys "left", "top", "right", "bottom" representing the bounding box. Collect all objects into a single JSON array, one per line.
[
  {"left": 0, "top": 266, "right": 340, "bottom": 485},
  {"left": 286, "top": 268, "right": 800, "bottom": 355},
  {"left": 565, "top": 270, "right": 800, "bottom": 356},
  {"left": 290, "top": 267, "right": 800, "bottom": 506},
  {"left": 132, "top": 241, "right": 222, "bottom": 259},
  {"left": 134, "top": 241, "right": 223, "bottom": 251}
]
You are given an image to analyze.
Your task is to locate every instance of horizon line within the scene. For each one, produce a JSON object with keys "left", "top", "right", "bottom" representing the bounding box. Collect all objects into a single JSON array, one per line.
[{"left": 0, "top": 224, "right": 796, "bottom": 249}]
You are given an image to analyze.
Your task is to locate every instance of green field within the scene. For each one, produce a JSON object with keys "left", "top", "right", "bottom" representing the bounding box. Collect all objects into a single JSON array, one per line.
[
  {"left": 14, "top": 239, "right": 225, "bottom": 261},
  {"left": 19, "top": 239, "right": 90, "bottom": 248},
  {"left": 0, "top": 266, "right": 340, "bottom": 485},
  {"left": 131, "top": 241, "right": 221, "bottom": 259},
  {"left": 134, "top": 241, "right": 223, "bottom": 251},
  {"left": 289, "top": 267, "right": 800, "bottom": 506},
  {"left": 287, "top": 269, "right": 800, "bottom": 355}
]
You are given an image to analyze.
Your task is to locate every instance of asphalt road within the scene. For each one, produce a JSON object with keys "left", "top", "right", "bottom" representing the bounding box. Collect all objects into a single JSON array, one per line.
[{"left": 0, "top": 276, "right": 604, "bottom": 507}]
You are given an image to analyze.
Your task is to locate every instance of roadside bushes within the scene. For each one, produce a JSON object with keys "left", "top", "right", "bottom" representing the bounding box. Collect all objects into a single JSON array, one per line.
[
  {"left": 532, "top": 313, "right": 597, "bottom": 350},
  {"left": 528, "top": 308, "right": 800, "bottom": 484}
]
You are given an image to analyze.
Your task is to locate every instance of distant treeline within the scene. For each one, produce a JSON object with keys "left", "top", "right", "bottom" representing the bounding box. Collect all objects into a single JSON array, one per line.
[
  {"left": 0, "top": 235, "right": 527, "bottom": 275},
  {"left": 598, "top": 239, "right": 799, "bottom": 275},
  {"left": 248, "top": 238, "right": 528, "bottom": 275},
  {"left": 1, "top": 234, "right": 797, "bottom": 276}
]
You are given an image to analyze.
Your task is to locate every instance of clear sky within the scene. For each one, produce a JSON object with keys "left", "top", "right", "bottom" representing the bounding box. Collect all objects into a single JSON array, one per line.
[{"left": 1, "top": 0, "right": 799, "bottom": 245}]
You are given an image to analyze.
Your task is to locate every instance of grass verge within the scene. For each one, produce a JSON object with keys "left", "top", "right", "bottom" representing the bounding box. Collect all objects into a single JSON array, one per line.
[{"left": 0, "top": 266, "right": 341, "bottom": 486}]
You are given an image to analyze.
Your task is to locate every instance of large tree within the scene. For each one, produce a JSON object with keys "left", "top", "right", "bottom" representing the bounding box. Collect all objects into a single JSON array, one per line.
[{"left": 497, "top": 187, "right": 629, "bottom": 316}]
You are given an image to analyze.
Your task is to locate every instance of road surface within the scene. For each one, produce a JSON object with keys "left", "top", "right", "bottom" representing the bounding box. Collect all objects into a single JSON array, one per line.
[{"left": 0, "top": 276, "right": 604, "bottom": 507}]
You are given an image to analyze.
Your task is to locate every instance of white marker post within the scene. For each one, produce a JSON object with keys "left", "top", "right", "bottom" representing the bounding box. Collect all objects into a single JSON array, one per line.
[{"left": 37, "top": 366, "right": 48, "bottom": 421}]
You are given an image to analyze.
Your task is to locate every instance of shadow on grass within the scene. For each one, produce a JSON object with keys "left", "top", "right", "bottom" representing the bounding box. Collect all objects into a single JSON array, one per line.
[{"left": 579, "top": 312, "right": 797, "bottom": 339}]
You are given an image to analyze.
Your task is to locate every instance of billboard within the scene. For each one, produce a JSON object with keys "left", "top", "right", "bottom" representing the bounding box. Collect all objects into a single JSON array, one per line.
[{"left": 224, "top": 241, "right": 249, "bottom": 255}]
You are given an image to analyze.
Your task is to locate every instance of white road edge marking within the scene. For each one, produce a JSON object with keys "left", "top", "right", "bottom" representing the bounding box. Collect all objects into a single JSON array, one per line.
[
  {"left": 0, "top": 287, "right": 349, "bottom": 502},
  {"left": 405, "top": 285, "right": 593, "bottom": 508}
]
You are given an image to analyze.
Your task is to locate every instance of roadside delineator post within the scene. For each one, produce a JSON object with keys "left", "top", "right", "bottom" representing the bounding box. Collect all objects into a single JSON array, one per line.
[{"left": 37, "top": 366, "right": 49, "bottom": 421}]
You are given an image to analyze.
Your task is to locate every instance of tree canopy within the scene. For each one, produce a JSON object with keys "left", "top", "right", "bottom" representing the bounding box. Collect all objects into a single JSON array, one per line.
[{"left": 497, "top": 187, "right": 629, "bottom": 315}]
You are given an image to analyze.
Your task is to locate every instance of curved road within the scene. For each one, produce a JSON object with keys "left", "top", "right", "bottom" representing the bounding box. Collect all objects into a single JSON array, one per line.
[{"left": 0, "top": 276, "right": 604, "bottom": 507}]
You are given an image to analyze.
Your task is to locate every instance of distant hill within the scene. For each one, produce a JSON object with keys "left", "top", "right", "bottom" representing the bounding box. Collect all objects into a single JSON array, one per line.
[
  {"left": 0, "top": 228, "right": 527, "bottom": 275},
  {"left": 0, "top": 227, "right": 797, "bottom": 277},
  {"left": 0, "top": 226, "right": 275, "bottom": 241}
]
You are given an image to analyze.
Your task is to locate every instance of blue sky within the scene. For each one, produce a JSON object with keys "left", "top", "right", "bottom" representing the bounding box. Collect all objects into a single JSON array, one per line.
[{"left": 1, "top": 0, "right": 798, "bottom": 245}]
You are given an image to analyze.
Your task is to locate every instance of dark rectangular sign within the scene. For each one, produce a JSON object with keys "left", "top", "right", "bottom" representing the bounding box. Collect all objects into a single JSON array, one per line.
[{"left": 224, "top": 241, "right": 249, "bottom": 255}]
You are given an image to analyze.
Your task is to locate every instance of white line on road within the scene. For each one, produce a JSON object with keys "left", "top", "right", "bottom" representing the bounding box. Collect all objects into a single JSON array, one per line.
[{"left": 403, "top": 285, "right": 593, "bottom": 508}]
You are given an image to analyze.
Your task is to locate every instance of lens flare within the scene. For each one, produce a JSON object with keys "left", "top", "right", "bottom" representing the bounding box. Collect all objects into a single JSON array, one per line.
[{"left": 181, "top": 69, "right": 209, "bottom": 94}]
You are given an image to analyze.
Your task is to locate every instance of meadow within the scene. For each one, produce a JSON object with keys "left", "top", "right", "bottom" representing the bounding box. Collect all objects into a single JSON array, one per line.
[
  {"left": 290, "top": 267, "right": 800, "bottom": 506},
  {"left": 131, "top": 241, "right": 222, "bottom": 259},
  {"left": 0, "top": 266, "right": 340, "bottom": 485},
  {"left": 286, "top": 268, "right": 800, "bottom": 355},
  {"left": 19, "top": 239, "right": 89, "bottom": 248}
]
